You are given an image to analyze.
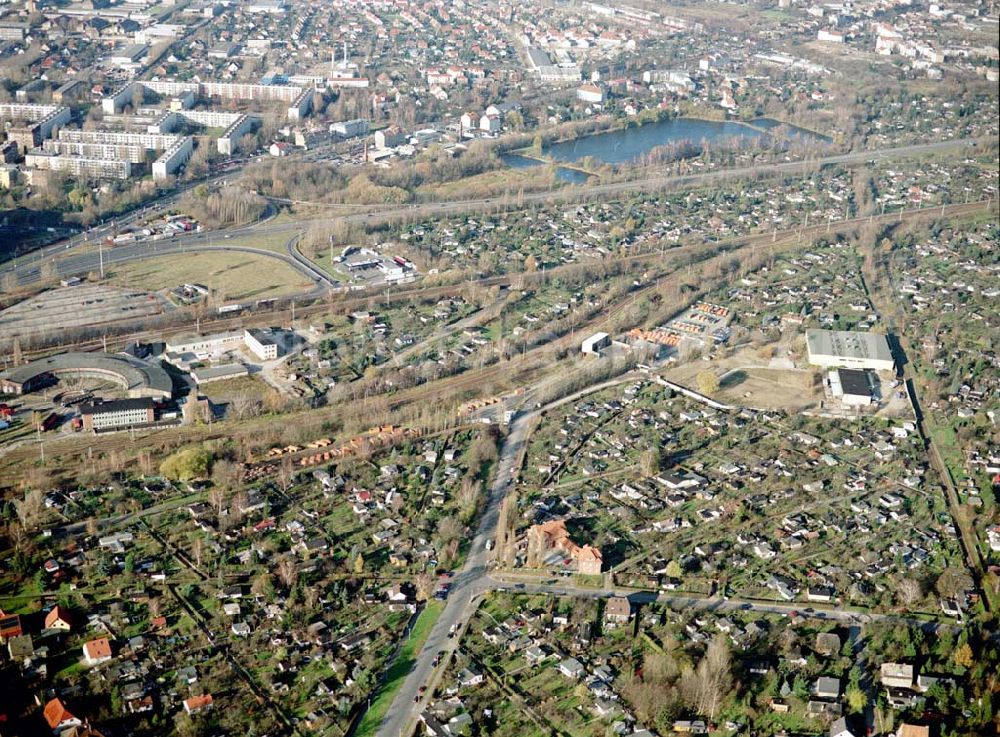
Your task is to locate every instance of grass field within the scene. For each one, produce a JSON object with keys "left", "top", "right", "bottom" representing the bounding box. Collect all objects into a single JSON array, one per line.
[
  {"left": 107, "top": 251, "right": 314, "bottom": 301},
  {"left": 416, "top": 163, "right": 561, "bottom": 200},
  {"left": 716, "top": 367, "right": 820, "bottom": 410},
  {"left": 197, "top": 375, "right": 266, "bottom": 404},
  {"left": 354, "top": 600, "right": 444, "bottom": 737},
  {"left": 661, "top": 341, "right": 822, "bottom": 411}
]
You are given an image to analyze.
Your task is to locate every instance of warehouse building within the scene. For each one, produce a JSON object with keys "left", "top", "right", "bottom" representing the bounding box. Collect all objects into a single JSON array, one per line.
[
  {"left": 581, "top": 332, "right": 611, "bottom": 356},
  {"left": 827, "top": 368, "right": 876, "bottom": 407},
  {"left": 330, "top": 119, "right": 369, "bottom": 138},
  {"left": 374, "top": 125, "right": 407, "bottom": 150},
  {"left": 806, "top": 329, "right": 895, "bottom": 372},
  {"left": 191, "top": 364, "right": 250, "bottom": 385},
  {"left": 165, "top": 331, "right": 244, "bottom": 359},
  {"left": 165, "top": 329, "right": 282, "bottom": 363}
]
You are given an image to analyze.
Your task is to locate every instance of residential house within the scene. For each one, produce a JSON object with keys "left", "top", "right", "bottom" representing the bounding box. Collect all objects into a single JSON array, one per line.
[
  {"left": 0, "top": 612, "right": 23, "bottom": 641},
  {"left": 525, "top": 645, "right": 550, "bottom": 665},
  {"left": 880, "top": 662, "right": 915, "bottom": 689},
  {"left": 459, "top": 111, "right": 478, "bottom": 130},
  {"left": 815, "top": 632, "right": 842, "bottom": 656},
  {"left": 604, "top": 597, "right": 631, "bottom": 626},
  {"left": 558, "top": 657, "right": 585, "bottom": 679},
  {"left": 45, "top": 606, "right": 74, "bottom": 632},
  {"left": 8, "top": 633, "right": 34, "bottom": 659},
  {"left": 456, "top": 666, "right": 483, "bottom": 688},
  {"left": 807, "top": 586, "right": 836, "bottom": 603},
  {"left": 526, "top": 519, "right": 602, "bottom": 575},
  {"left": 479, "top": 114, "right": 501, "bottom": 133},
  {"left": 808, "top": 700, "right": 843, "bottom": 718},
  {"left": 673, "top": 721, "right": 708, "bottom": 734},
  {"left": 231, "top": 621, "right": 251, "bottom": 637},
  {"left": 830, "top": 717, "right": 855, "bottom": 737},
  {"left": 183, "top": 694, "right": 214, "bottom": 715},
  {"left": 43, "top": 698, "right": 82, "bottom": 733},
  {"left": 814, "top": 675, "right": 841, "bottom": 700},
  {"left": 83, "top": 637, "right": 112, "bottom": 666}
]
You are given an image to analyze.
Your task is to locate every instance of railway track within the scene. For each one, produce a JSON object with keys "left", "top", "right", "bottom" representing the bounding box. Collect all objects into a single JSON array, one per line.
[
  {"left": 379, "top": 199, "right": 996, "bottom": 407},
  {"left": 15, "top": 199, "right": 992, "bottom": 361},
  {"left": 2, "top": 201, "right": 991, "bottom": 476}
]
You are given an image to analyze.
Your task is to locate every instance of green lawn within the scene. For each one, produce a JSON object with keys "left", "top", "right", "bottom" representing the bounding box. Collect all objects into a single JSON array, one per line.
[{"left": 354, "top": 600, "right": 444, "bottom": 737}]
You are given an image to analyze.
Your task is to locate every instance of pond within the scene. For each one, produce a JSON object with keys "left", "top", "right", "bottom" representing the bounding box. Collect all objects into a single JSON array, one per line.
[{"left": 502, "top": 116, "right": 830, "bottom": 179}]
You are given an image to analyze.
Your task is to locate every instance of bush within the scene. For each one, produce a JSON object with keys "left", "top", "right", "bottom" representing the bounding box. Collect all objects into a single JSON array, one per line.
[
  {"left": 697, "top": 371, "right": 720, "bottom": 396},
  {"left": 160, "top": 445, "right": 213, "bottom": 481}
]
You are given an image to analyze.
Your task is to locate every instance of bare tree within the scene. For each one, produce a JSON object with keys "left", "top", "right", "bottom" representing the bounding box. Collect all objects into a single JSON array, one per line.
[
  {"left": 208, "top": 485, "right": 228, "bottom": 519},
  {"left": 457, "top": 476, "right": 482, "bottom": 524},
  {"left": 641, "top": 446, "right": 661, "bottom": 477},
  {"left": 414, "top": 572, "right": 435, "bottom": 601},
  {"left": 230, "top": 391, "right": 261, "bottom": 421},
  {"left": 138, "top": 450, "right": 154, "bottom": 476},
  {"left": 212, "top": 459, "right": 244, "bottom": 493},
  {"left": 192, "top": 537, "right": 204, "bottom": 568},
  {"left": 251, "top": 572, "right": 275, "bottom": 600},
  {"left": 231, "top": 490, "right": 248, "bottom": 524},
  {"left": 896, "top": 576, "right": 922, "bottom": 608},
  {"left": 277, "top": 557, "right": 298, "bottom": 590},
  {"left": 14, "top": 489, "right": 46, "bottom": 531},
  {"left": 496, "top": 490, "right": 518, "bottom": 566},
  {"left": 7, "top": 523, "right": 27, "bottom": 553},
  {"left": 683, "top": 635, "right": 732, "bottom": 721},
  {"left": 936, "top": 568, "right": 973, "bottom": 600},
  {"left": 278, "top": 456, "right": 293, "bottom": 493}
]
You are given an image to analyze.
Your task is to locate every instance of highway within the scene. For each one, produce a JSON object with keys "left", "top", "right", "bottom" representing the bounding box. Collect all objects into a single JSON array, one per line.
[{"left": 1, "top": 135, "right": 987, "bottom": 288}]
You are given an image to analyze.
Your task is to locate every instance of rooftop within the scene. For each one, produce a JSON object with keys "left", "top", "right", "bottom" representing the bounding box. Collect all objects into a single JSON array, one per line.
[
  {"left": 806, "top": 329, "right": 893, "bottom": 364},
  {"left": 837, "top": 368, "right": 873, "bottom": 397},
  {"left": 0, "top": 352, "right": 173, "bottom": 398},
  {"left": 79, "top": 397, "right": 156, "bottom": 415}
]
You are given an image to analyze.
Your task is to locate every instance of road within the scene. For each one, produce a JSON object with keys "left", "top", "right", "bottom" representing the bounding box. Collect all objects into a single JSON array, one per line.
[
  {"left": 1, "top": 135, "right": 987, "bottom": 288},
  {"left": 372, "top": 405, "right": 535, "bottom": 737}
]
